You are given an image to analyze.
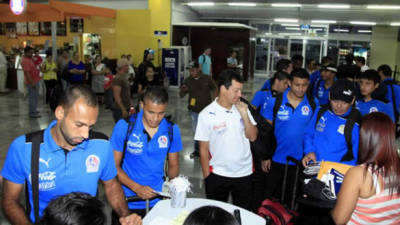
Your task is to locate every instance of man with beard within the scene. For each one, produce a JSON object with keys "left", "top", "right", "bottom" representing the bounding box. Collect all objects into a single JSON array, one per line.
[{"left": 1, "top": 85, "right": 141, "bottom": 225}]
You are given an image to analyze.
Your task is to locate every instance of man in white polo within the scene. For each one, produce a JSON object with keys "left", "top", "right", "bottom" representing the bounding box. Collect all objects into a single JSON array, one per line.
[{"left": 195, "top": 70, "right": 257, "bottom": 210}]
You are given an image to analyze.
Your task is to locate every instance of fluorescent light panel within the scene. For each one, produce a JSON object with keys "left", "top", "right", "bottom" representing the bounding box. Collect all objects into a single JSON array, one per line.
[
  {"left": 281, "top": 24, "right": 300, "bottom": 27},
  {"left": 367, "top": 5, "right": 400, "bottom": 10},
  {"left": 271, "top": 3, "right": 301, "bottom": 8},
  {"left": 278, "top": 33, "right": 301, "bottom": 36},
  {"left": 390, "top": 22, "right": 400, "bottom": 26},
  {"left": 285, "top": 27, "right": 300, "bottom": 30},
  {"left": 318, "top": 4, "right": 350, "bottom": 9},
  {"left": 350, "top": 21, "right": 376, "bottom": 25},
  {"left": 311, "top": 20, "right": 336, "bottom": 24},
  {"left": 228, "top": 2, "right": 256, "bottom": 7},
  {"left": 188, "top": 2, "right": 215, "bottom": 6},
  {"left": 358, "top": 30, "right": 372, "bottom": 33},
  {"left": 334, "top": 29, "right": 349, "bottom": 32},
  {"left": 274, "top": 18, "right": 298, "bottom": 23}
]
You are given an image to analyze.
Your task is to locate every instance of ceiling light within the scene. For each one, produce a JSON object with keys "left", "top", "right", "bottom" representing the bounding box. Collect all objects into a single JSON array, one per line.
[
  {"left": 228, "top": 3, "right": 256, "bottom": 7},
  {"left": 274, "top": 18, "right": 298, "bottom": 23},
  {"left": 281, "top": 24, "right": 300, "bottom": 27},
  {"left": 311, "top": 20, "right": 337, "bottom": 24},
  {"left": 271, "top": 3, "right": 302, "bottom": 8},
  {"left": 333, "top": 29, "right": 349, "bottom": 32},
  {"left": 367, "top": 5, "right": 400, "bottom": 10},
  {"left": 285, "top": 27, "right": 300, "bottom": 30},
  {"left": 358, "top": 30, "right": 372, "bottom": 33},
  {"left": 187, "top": 2, "right": 215, "bottom": 6},
  {"left": 318, "top": 4, "right": 350, "bottom": 9},
  {"left": 390, "top": 22, "right": 400, "bottom": 26},
  {"left": 314, "top": 28, "right": 323, "bottom": 31},
  {"left": 310, "top": 25, "right": 328, "bottom": 28},
  {"left": 264, "top": 33, "right": 272, "bottom": 35},
  {"left": 350, "top": 21, "right": 376, "bottom": 25}
]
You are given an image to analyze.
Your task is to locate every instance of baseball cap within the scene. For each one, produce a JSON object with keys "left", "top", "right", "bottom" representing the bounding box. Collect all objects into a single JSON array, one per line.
[
  {"left": 322, "top": 64, "right": 337, "bottom": 73},
  {"left": 329, "top": 79, "right": 355, "bottom": 104},
  {"left": 187, "top": 61, "right": 199, "bottom": 69},
  {"left": 117, "top": 58, "right": 129, "bottom": 68}
]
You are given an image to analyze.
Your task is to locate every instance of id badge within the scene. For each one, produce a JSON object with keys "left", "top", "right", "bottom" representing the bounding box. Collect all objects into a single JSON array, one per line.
[{"left": 190, "top": 98, "right": 196, "bottom": 106}]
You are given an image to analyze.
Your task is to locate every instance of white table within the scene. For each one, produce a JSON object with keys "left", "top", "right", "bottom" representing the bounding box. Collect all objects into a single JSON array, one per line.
[{"left": 143, "top": 198, "right": 265, "bottom": 225}]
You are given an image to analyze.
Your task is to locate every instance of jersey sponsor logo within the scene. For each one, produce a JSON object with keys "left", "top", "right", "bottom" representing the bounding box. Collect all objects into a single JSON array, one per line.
[
  {"left": 318, "top": 87, "right": 324, "bottom": 98},
  {"left": 158, "top": 135, "right": 168, "bottom": 148},
  {"left": 301, "top": 106, "right": 310, "bottom": 116},
  {"left": 369, "top": 107, "right": 378, "bottom": 113},
  {"left": 86, "top": 155, "right": 100, "bottom": 173},
  {"left": 277, "top": 105, "right": 290, "bottom": 121},
  {"left": 213, "top": 122, "right": 227, "bottom": 133},
  {"left": 39, "top": 157, "right": 51, "bottom": 168},
  {"left": 316, "top": 116, "right": 327, "bottom": 132},
  {"left": 127, "top": 132, "right": 144, "bottom": 154},
  {"left": 337, "top": 124, "right": 345, "bottom": 135},
  {"left": 31, "top": 171, "right": 57, "bottom": 191}
]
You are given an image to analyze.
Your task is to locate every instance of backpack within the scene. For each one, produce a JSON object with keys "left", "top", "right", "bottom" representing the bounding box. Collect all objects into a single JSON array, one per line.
[
  {"left": 200, "top": 54, "right": 206, "bottom": 65},
  {"left": 383, "top": 80, "right": 400, "bottom": 136},
  {"left": 240, "top": 97, "right": 274, "bottom": 160},
  {"left": 121, "top": 114, "right": 174, "bottom": 167},
  {"left": 25, "top": 130, "right": 108, "bottom": 224},
  {"left": 48, "top": 84, "right": 63, "bottom": 111},
  {"left": 314, "top": 104, "right": 361, "bottom": 162},
  {"left": 258, "top": 199, "right": 299, "bottom": 225}
]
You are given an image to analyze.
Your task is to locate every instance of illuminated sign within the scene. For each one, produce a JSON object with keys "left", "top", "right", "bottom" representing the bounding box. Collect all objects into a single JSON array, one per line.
[{"left": 10, "top": 0, "right": 27, "bottom": 15}]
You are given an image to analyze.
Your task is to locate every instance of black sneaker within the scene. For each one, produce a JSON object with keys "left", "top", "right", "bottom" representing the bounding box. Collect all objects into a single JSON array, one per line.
[{"left": 190, "top": 151, "right": 200, "bottom": 158}]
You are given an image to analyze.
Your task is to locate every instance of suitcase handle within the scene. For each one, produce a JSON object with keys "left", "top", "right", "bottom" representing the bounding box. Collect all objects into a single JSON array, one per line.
[{"left": 125, "top": 194, "right": 169, "bottom": 214}]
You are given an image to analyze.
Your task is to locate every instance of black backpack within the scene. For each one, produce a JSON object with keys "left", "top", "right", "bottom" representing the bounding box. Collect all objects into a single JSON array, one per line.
[
  {"left": 240, "top": 97, "right": 275, "bottom": 161},
  {"left": 314, "top": 104, "right": 361, "bottom": 162},
  {"left": 48, "top": 84, "right": 63, "bottom": 111},
  {"left": 25, "top": 130, "right": 108, "bottom": 224}
]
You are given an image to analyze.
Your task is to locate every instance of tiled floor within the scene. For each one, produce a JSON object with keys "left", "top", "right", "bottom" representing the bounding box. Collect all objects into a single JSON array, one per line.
[{"left": 0, "top": 74, "right": 268, "bottom": 224}]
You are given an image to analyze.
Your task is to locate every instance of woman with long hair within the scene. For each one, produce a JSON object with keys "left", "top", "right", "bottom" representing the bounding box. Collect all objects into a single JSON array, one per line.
[{"left": 331, "top": 112, "right": 400, "bottom": 224}]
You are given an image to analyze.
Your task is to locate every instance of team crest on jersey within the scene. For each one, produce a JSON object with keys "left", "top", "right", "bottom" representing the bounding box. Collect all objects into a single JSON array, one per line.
[
  {"left": 158, "top": 135, "right": 168, "bottom": 148},
  {"left": 86, "top": 155, "right": 100, "bottom": 173},
  {"left": 369, "top": 107, "right": 378, "bottom": 113},
  {"left": 301, "top": 106, "right": 310, "bottom": 116},
  {"left": 337, "top": 124, "right": 345, "bottom": 135}
]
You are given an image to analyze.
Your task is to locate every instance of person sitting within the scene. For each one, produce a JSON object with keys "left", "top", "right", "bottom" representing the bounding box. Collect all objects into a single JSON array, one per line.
[
  {"left": 183, "top": 206, "right": 239, "bottom": 225},
  {"left": 331, "top": 112, "right": 400, "bottom": 224},
  {"left": 39, "top": 192, "right": 106, "bottom": 225}
]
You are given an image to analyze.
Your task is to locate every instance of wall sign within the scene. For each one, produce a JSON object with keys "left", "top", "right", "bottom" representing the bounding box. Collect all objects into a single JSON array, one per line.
[
  {"left": 154, "top": 30, "right": 168, "bottom": 36},
  {"left": 10, "top": 0, "right": 27, "bottom": 15}
]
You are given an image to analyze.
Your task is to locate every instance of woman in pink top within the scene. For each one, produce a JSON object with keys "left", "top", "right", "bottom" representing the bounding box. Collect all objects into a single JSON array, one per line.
[{"left": 331, "top": 112, "right": 400, "bottom": 224}]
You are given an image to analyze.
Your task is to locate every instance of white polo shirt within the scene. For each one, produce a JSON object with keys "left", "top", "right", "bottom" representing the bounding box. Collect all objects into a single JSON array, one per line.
[{"left": 195, "top": 100, "right": 256, "bottom": 178}]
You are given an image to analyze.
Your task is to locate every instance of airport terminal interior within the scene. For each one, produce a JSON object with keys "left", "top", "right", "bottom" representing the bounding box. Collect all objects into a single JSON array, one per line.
[{"left": 1, "top": 0, "right": 400, "bottom": 224}]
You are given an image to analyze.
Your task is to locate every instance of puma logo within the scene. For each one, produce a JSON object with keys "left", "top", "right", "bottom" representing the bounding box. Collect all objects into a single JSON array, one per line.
[
  {"left": 321, "top": 116, "right": 327, "bottom": 123},
  {"left": 39, "top": 158, "right": 51, "bottom": 168},
  {"left": 132, "top": 133, "right": 141, "bottom": 140}
]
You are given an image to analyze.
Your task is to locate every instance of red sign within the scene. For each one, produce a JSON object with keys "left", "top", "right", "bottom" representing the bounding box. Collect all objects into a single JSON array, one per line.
[{"left": 10, "top": 0, "right": 27, "bottom": 15}]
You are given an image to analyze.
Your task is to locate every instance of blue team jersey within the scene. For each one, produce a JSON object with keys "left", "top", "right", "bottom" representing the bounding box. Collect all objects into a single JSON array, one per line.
[
  {"left": 260, "top": 79, "right": 272, "bottom": 91},
  {"left": 310, "top": 70, "right": 321, "bottom": 88},
  {"left": 383, "top": 78, "right": 400, "bottom": 115},
  {"left": 313, "top": 79, "right": 336, "bottom": 105},
  {"left": 261, "top": 89, "right": 318, "bottom": 164},
  {"left": 251, "top": 90, "right": 274, "bottom": 110},
  {"left": 303, "top": 107, "right": 360, "bottom": 166},
  {"left": 198, "top": 54, "right": 212, "bottom": 75},
  {"left": 110, "top": 110, "right": 183, "bottom": 209},
  {"left": 1, "top": 121, "right": 117, "bottom": 222},
  {"left": 356, "top": 99, "right": 395, "bottom": 122}
]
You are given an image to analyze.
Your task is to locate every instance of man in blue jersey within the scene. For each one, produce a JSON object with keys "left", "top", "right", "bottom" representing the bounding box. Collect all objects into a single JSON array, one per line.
[
  {"left": 378, "top": 64, "right": 400, "bottom": 123},
  {"left": 261, "top": 69, "right": 317, "bottom": 206},
  {"left": 309, "top": 56, "right": 334, "bottom": 91},
  {"left": 313, "top": 64, "right": 337, "bottom": 105},
  {"left": 303, "top": 79, "right": 360, "bottom": 167},
  {"left": 251, "top": 71, "right": 289, "bottom": 111},
  {"left": 1, "top": 86, "right": 141, "bottom": 225},
  {"left": 356, "top": 69, "right": 394, "bottom": 121},
  {"left": 260, "top": 59, "right": 293, "bottom": 91},
  {"left": 111, "top": 86, "right": 183, "bottom": 218},
  {"left": 198, "top": 47, "right": 212, "bottom": 76}
]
